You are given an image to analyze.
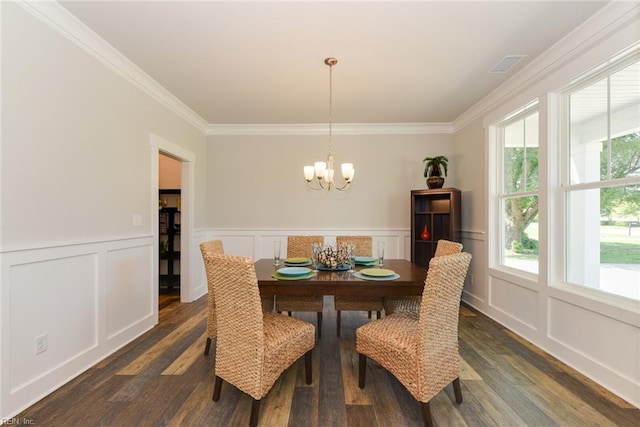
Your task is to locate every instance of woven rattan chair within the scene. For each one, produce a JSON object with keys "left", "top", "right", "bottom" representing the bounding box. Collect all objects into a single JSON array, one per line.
[
  {"left": 200, "top": 240, "right": 225, "bottom": 356},
  {"left": 383, "top": 239, "right": 463, "bottom": 317},
  {"left": 200, "top": 240, "right": 274, "bottom": 356},
  {"left": 275, "top": 236, "right": 325, "bottom": 338},
  {"left": 207, "top": 253, "right": 315, "bottom": 427},
  {"left": 334, "top": 235, "right": 383, "bottom": 336},
  {"left": 356, "top": 252, "right": 472, "bottom": 427}
]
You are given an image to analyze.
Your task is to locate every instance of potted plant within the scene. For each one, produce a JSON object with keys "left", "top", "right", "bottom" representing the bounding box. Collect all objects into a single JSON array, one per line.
[{"left": 423, "top": 155, "right": 448, "bottom": 189}]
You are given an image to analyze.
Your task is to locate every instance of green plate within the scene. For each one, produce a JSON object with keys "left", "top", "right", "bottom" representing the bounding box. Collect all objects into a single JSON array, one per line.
[
  {"left": 285, "top": 257, "right": 310, "bottom": 264},
  {"left": 359, "top": 268, "right": 396, "bottom": 277},
  {"left": 271, "top": 271, "right": 317, "bottom": 280}
]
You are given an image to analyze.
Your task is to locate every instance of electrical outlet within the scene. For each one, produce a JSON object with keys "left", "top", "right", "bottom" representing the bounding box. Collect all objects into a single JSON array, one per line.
[
  {"left": 132, "top": 214, "right": 142, "bottom": 227},
  {"left": 36, "top": 334, "right": 47, "bottom": 355}
]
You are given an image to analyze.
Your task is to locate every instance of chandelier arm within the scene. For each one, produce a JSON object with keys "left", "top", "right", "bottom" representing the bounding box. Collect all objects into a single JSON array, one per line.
[
  {"left": 306, "top": 177, "right": 351, "bottom": 191},
  {"left": 305, "top": 179, "right": 329, "bottom": 190},
  {"left": 332, "top": 180, "right": 352, "bottom": 191}
]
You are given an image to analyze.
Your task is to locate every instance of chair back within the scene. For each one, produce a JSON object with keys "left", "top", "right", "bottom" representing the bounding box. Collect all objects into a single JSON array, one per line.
[
  {"left": 417, "top": 252, "right": 471, "bottom": 396},
  {"left": 287, "top": 235, "right": 324, "bottom": 258},
  {"left": 434, "top": 239, "right": 463, "bottom": 257},
  {"left": 200, "top": 239, "right": 224, "bottom": 255},
  {"left": 205, "top": 252, "right": 265, "bottom": 397},
  {"left": 200, "top": 240, "right": 225, "bottom": 338},
  {"left": 336, "top": 235, "right": 372, "bottom": 257}
]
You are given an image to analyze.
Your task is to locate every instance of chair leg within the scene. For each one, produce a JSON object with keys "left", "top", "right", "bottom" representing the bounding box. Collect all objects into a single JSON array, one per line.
[
  {"left": 212, "top": 376, "right": 223, "bottom": 401},
  {"left": 305, "top": 350, "right": 312, "bottom": 384},
  {"left": 249, "top": 398, "right": 261, "bottom": 427},
  {"left": 376, "top": 310, "right": 381, "bottom": 319},
  {"left": 368, "top": 311, "right": 372, "bottom": 318},
  {"left": 288, "top": 312, "right": 292, "bottom": 317},
  {"left": 453, "top": 377, "right": 463, "bottom": 403},
  {"left": 204, "top": 337, "right": 212, "bottom": 356},
  {"left": 336, "top": 311, "right": 341, "bottom": 336},
  {"left": 317, "top": 312, "right": 322, "bottom": 339},
  {"left": 421, "top": 402, "right": 433, "bottom": 427},
  {"left": 358, "top": 353, "right": 366, "bottom": 388}
]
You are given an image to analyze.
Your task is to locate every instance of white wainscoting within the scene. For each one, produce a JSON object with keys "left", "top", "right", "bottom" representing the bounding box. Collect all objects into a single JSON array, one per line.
[
  {"left": 460, "top": 230, "right": 487, "bottom": 307},
  {"left": 191, "top": 228, "right": 413, "bottom": 302},
  {"left": 548, "top": 297, "right": 638, "bottom": 381},
  {"left": 1, "top": 236, "right": 156, "bottom": 419},
  {"left": 489, "top": 276, "right": 539, "bottom": 331},
  {"left": 484, "top": 278, "right": 640, "bottom": 408},
  {"left": 546, "top": 296, "right": 640, "bottom": 404},
  {"left": 459, "top": 229, "right": 639, "bottom": 407},
  {"left": 196, "top": 229, "right": 410, "bottom": 260}
]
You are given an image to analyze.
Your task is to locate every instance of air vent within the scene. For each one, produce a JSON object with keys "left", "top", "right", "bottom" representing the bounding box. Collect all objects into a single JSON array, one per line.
[{"left": 490, "top": 55, "right": 526, "bottom": 73}]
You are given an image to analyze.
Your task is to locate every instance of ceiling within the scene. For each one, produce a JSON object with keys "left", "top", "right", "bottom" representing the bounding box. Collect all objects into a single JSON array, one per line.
[{"left": 58, "top": 1, "right": 610, "bottom": 126}]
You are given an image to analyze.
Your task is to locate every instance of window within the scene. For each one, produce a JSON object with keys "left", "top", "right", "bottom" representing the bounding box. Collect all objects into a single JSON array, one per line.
[
  {"left": 494, "top": 107, "right": 540, "bottom": 274},
  {"left": 564, "top": 58, "right": 640, "bottom": 301}
]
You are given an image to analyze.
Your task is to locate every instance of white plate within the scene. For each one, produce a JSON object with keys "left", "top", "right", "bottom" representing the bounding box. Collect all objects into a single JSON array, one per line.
[{"left": 277, "top": 267, "right": 312, "bottom": 276}]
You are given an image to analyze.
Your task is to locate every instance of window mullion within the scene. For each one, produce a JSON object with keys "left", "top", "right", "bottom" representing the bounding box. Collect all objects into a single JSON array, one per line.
[{"left": 607, "top": 76, "right": 612, "bottom": 180}]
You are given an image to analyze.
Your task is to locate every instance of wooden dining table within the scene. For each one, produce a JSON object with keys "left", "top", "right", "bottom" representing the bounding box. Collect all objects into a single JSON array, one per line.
[{"left": 255, "top": 259, "right": 428, "bottom": 298}]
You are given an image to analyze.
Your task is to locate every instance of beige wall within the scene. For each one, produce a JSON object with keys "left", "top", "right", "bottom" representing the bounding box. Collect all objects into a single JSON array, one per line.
[
  {"left": 159, "top": 154, "right": 182, "bottom": 189},
  {"left": 206, "top": 133, "right": 456, "bottom": 230},
  {"left": 0, "top": 3, "right": 207, "bottom": 418},
  {"left": 453, "top": 118, "right": 485, "bottom": 234},
  {"left": 452, "top": 117, "right": 487, "bottom": 303},
  {"left": 1, "top": 3, "right": 207, "bottom": 249}
]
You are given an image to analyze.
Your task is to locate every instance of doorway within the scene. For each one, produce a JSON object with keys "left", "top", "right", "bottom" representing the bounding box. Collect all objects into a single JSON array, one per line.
[
  {"left": 150, "top": 133, "right": 195, "bottom": 316},
  {"left": 159, "top": 153, "right": 181, "bottom": 308}
]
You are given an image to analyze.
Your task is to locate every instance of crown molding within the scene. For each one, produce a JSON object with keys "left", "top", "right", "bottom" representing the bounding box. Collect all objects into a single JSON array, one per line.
[
  {"left": 452, "top": 1, "right": 640, "bottom": 132},
  {"left": 206, "top": 122, "right": 454, "bottom": 136},
  {"left": 18, "top": 0, "right": 209, "bottom": 133},
  {"left": 20, "top": 1, "right": 637, "bottom": 138},
  {"left": 17, "top": 1, "right": 452, "bottom": 138}
]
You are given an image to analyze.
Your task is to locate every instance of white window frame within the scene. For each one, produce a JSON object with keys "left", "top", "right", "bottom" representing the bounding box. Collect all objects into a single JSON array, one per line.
[
  {"left": 557, "top": 53, "right": 640, "bottom": 302},
  {"left": 489, "top": 101, "right": 540, "bottom": 279}
]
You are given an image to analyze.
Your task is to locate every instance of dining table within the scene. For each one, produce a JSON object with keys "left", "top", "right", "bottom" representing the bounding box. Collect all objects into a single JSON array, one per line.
[{"left": 255, "top": 259, "right": 428, "bottom": 298}]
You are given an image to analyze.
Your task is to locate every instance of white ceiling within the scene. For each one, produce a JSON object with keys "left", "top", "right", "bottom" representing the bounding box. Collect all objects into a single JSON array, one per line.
[{"left": 58, "top": 1, "right": 610, "bottom": 126}]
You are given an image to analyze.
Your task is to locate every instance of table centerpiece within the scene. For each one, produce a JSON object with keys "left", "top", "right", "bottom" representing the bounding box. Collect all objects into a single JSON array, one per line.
[{"left": 315, "top": 244, "right": 350, "bottom": 270}]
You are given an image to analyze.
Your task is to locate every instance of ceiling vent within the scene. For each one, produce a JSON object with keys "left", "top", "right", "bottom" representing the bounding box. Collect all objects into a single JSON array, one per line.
[{"left": 490, "top": 55, "right": 526, "bottom": 73}]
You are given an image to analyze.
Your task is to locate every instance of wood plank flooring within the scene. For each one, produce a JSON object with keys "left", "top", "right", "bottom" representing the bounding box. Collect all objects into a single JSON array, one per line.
[{"left": 14, "top": 294, "right": 640, "bottom": 426}]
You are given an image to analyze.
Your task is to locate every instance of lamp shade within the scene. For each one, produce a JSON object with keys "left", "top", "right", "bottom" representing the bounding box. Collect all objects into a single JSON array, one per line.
[
  {"left": 303, "top": 166, "right": 315, "bottom": 181},
  {"left": 314, "top": 161, "right": 327, "bottom": 179},
  {"left": 341, "top": 163, "right": 354, "bottom": 182}
]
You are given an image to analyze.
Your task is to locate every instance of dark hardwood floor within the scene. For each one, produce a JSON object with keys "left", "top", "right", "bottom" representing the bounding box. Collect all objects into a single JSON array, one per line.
[{"left": 14, "top": 294, "right": 640, "bottom": 426}]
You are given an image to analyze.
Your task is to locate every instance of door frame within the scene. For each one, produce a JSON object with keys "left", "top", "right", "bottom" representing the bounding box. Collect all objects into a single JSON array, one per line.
[{"left": 150, "top": 134, "right": 196, "bottom": 303}]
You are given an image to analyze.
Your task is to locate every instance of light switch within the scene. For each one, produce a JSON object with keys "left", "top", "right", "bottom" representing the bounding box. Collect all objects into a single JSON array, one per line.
[{"left": 133, "top": 214, "right": 142, "bottom": 227}]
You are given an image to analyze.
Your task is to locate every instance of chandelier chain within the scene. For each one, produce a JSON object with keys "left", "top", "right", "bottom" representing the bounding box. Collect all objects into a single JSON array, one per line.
[{"left": 328, "top": 60, "right": 333, "bottom": 155}]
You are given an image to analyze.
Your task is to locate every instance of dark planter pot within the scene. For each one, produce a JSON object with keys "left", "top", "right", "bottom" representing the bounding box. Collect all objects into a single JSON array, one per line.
[{"left": 426, "top": 176, "right": 445, "bottom": 189}]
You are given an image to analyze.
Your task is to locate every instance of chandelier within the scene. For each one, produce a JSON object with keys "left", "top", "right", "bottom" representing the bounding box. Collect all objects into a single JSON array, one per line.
[{"left": 304, "top": 57, "right": 355, "bottom": 191}]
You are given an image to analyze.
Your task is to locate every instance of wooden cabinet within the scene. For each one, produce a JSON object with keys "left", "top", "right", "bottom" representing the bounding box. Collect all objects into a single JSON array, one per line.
[
  {"left": 411, "top": 188, "right": 461, "bottom": 269},
  {"left": 159, "top": 190, "right": 180, "bottom": 290}
]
